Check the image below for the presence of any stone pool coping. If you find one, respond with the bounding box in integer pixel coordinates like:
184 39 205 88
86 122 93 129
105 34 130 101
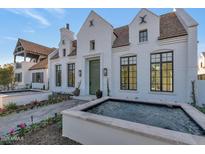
0 89 50 98
62 97 205 145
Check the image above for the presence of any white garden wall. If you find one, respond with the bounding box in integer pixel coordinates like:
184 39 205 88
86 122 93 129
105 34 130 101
197 80 205 105
0 91 51 108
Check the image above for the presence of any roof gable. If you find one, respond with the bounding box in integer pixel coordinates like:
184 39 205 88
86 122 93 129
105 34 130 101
77 10 113 36
29 58 48 70
14 38 55 56
130 8 159 26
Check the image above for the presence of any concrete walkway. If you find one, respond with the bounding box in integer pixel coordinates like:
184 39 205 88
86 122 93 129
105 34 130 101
0 99 87 136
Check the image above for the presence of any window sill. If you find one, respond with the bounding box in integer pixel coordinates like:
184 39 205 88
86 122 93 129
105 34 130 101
137 41 149 45
148 91 176 96
119 89 138 94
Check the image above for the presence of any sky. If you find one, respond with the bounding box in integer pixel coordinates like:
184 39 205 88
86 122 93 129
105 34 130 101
0 8 205 65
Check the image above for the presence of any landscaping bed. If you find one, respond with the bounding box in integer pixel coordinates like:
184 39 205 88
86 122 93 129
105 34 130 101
0 93 71 117
0 114 80 145
15 121 80 145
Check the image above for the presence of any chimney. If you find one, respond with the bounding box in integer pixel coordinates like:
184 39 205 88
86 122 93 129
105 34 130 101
66 23 70 30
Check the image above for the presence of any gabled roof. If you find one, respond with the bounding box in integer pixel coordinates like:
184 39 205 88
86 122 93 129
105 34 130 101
29 58 48 70
112 25 129 48
158 12 188 40
50 40 77 59
112 12 188 48
68 40 77 56
77 10 113 36
50 50 59 60
14 38 55 56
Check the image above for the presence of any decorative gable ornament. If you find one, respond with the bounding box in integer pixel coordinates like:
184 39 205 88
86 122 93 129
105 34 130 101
140 15 147 24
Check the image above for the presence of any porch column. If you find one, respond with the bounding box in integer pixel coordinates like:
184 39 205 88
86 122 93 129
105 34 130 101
14 55 16 63
24 52 27 61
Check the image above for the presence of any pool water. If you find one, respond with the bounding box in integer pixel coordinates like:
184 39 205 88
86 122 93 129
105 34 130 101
85 100 205 136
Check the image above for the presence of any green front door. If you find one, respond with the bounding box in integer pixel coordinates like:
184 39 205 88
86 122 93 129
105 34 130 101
89 59 100 95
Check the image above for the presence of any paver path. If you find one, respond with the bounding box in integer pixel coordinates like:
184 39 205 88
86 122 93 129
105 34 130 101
0 99 87 136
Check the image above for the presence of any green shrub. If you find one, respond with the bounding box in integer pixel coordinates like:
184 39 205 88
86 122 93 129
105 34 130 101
4 103 17 111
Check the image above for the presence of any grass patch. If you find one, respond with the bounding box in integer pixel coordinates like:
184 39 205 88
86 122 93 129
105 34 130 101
4 103 17 111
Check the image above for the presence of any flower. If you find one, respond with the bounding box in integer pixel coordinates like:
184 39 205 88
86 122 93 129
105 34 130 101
0 108 6 113
9 128 15 135
17 123 26 129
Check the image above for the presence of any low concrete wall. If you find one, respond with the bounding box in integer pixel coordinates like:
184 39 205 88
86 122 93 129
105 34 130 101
197 80 205 105
0 91 51 108
63 114 171 145
62 97 205 145
32 83 47 90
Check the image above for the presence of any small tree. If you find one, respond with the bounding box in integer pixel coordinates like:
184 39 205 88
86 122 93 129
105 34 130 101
0 64 15 90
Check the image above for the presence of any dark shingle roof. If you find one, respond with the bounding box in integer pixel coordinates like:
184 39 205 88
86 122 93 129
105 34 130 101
15 39 55 56
112 25 129 48
50 50 59 60
68 49 77 56
68 40 77 56
51 40 77 59
158 12 187 40
29 58 48 70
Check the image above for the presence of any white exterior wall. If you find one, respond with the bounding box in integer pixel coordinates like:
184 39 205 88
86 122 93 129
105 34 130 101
48 26 76 93
29 69 48 89
49 56 76 93
48 9 200 104
112 37 188 103
76 11 113 96
14 61 36 88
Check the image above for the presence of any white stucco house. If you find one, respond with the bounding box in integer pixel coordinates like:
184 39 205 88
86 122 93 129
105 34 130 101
14 38 55 89
48 8 200 104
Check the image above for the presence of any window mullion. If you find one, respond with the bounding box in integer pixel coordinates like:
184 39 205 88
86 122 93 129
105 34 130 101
128 57 130 90
160 54 162 92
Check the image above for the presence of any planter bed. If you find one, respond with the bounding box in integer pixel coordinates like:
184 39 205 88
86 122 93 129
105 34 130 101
0 93 72 117
0 114 80 145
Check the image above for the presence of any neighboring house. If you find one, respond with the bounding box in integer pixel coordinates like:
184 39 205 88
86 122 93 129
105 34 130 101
48 8 198 104
14 38 55 89
198 52 205 80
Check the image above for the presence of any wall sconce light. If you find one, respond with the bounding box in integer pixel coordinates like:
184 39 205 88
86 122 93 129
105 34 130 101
78 70 82 77
103 68 108 76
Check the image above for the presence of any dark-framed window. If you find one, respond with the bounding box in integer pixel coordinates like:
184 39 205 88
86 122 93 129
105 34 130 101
139 29 148 42
62 40 65 45
68 63 75 87
55 65 62 87
15 73 22 82
150 51 173 92
198 74 205 80
90 40 95 50
120 56 137 90
63 49 66 57
32 72 44 83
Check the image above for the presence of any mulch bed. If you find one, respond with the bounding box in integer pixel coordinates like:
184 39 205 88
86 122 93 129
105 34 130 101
15 122 80 145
